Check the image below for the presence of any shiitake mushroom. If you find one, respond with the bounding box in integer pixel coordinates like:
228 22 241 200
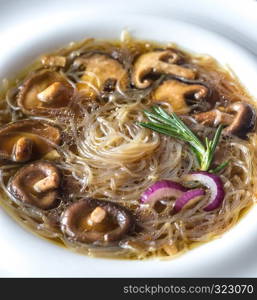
0 120 61 163
17 70 74 116
60 198 135 245
194 102 256 139
132 49 195 89
73 52 129 97
152 78 208 114
8 161 61 210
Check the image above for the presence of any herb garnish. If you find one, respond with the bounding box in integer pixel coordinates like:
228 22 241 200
139 106 228 172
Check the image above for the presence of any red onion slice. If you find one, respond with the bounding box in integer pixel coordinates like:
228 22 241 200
183 171 225 211
141 180 187 205
174 189 205 212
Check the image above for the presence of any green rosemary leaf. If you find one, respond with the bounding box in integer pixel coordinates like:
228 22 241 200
209 160 229 174
140 106 225 172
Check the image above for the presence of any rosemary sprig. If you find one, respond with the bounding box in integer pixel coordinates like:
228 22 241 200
209 160 229 174
139 106 227 172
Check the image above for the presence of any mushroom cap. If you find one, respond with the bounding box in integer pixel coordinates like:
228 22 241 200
0 119 61 162
152 79 208 114
61 198 134 244
17 70 74 115
132 50 195 89
74 53 128 97
8 161 61 210
41 55 66 68
224 102 256 139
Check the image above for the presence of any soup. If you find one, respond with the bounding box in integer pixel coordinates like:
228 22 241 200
0 35 256 259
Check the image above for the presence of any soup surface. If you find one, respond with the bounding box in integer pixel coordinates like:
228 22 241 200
0 35 256 259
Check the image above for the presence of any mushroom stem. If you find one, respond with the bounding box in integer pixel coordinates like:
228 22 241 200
12 137 33 162
43 150 61 160
41 55 66 67
194 109 234 126
87 206 107 225
33 173 59 193
37 82 66 103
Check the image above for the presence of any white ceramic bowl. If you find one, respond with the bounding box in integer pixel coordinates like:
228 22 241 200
1 0 257 277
